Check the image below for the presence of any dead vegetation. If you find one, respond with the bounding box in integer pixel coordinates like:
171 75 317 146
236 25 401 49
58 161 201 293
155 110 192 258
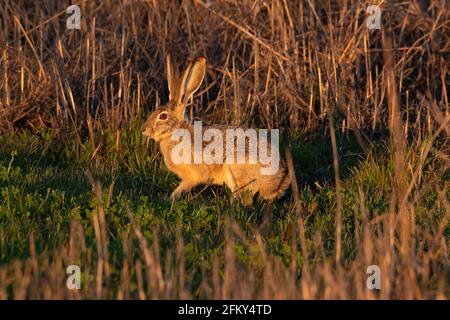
0 0 449 299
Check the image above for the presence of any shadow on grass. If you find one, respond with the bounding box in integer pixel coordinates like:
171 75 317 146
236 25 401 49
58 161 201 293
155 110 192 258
0 128 370 266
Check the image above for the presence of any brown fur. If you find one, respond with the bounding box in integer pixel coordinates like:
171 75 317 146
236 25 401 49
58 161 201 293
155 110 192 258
142 55 290 205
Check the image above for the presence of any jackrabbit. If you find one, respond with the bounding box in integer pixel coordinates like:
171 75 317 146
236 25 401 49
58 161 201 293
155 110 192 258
142 55 290 205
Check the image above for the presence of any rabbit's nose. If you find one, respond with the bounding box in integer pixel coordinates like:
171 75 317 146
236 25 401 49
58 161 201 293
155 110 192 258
141 124 146 133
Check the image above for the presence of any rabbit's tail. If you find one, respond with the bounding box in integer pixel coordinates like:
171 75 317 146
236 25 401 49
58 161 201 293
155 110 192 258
262 170 291 202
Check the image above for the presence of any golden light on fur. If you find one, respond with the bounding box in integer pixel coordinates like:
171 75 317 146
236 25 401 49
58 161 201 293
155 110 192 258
142 55 290 205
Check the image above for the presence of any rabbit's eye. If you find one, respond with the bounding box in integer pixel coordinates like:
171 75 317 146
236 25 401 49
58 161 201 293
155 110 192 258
158 112 168 121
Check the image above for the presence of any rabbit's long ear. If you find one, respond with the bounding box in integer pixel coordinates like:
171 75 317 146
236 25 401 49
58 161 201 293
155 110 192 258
174 57 206 119
166 54 179 102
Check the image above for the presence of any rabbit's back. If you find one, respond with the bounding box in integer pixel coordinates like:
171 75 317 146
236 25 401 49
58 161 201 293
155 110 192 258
159 123 289 202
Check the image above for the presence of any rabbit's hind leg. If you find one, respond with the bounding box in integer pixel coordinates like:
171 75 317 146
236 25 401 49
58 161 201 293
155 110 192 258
223 166 258 206
259 169 290 202
239 188 257 206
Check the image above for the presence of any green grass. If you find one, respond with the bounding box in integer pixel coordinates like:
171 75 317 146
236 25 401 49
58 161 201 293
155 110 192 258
0 126 447 297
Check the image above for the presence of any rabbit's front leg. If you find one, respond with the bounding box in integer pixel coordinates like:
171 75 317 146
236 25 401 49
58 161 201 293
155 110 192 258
170 180 197 201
